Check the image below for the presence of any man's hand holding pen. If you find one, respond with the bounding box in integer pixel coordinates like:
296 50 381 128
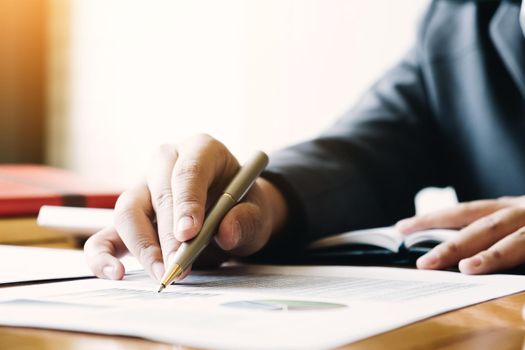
84 134 288 282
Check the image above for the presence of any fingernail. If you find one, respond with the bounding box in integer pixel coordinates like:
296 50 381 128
231 221 242 248
102 265 116 279
152 261 165 281
177 216 194 234
418 252 438 268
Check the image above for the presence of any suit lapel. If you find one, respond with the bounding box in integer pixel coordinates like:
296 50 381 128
489 2 525 97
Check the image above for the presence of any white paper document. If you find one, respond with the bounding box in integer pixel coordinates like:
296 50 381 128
0 245 141 284
0 265 524 349
37 206 114 237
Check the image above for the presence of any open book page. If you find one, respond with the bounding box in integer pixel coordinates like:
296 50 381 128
0 245 141 284
308 226 458 252
0 265 524 349
308 227 405 252
403 229 457 248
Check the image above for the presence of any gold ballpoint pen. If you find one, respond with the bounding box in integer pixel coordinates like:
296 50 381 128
158 151 269 293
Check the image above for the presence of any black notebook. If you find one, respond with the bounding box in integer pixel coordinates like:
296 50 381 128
306 226 457 265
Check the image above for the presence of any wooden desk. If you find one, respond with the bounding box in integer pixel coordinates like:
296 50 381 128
1 290 525 349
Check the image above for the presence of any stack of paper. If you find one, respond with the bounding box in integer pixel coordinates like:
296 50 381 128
1 263 525 349
0 245 140 284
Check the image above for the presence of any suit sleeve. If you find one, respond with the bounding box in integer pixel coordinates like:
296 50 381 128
260 45 447 247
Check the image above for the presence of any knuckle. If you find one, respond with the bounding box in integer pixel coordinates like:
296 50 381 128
153 191 173 210
484 249 503 262
155 143 177 159
207 138 227 154
185 133 215 150
478 215 502 233
173 201 203 224
159 232 178 246
172 191 201 211
114 205 139 229
136 239 160 263
174 159 203 180
191 134 227 156
440 241 461 257
192 133 214 143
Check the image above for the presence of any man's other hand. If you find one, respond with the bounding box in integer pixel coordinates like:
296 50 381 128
397 196 525 274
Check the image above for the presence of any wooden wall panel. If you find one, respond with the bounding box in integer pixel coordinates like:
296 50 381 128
0 0 47 163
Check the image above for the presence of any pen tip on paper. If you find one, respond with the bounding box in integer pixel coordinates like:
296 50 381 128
157 284 166 293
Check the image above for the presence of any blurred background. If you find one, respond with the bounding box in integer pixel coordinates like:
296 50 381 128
1 0 430 190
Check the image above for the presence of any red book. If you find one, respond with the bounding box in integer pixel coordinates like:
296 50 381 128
0 164 121 217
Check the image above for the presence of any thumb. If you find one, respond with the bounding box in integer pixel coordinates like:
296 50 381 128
84 226 127 280
214 188 271 256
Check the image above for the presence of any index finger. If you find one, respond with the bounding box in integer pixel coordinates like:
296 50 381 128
171 135 238 244
114 183 165 282
396 199 511 234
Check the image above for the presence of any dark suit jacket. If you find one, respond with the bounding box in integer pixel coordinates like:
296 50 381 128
261 0 525 245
